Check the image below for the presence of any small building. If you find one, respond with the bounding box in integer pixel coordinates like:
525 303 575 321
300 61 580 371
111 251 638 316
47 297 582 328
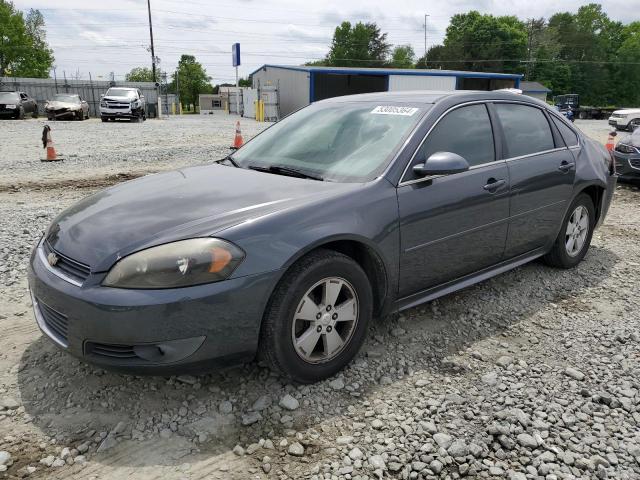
250 65 523 117
199 94 226 114
520 81 551 102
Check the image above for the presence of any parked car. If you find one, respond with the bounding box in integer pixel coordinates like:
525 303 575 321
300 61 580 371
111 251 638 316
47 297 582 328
45 93 89 121
613 127 640 180
0 91 38 119
100 87 146 122
28 91 616 383
608 108 640 131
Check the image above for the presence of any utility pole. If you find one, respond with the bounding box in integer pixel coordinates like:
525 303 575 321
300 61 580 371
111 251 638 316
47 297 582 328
525 19 534 80
147 0 157 83
424 14 430 59
175 69 180 114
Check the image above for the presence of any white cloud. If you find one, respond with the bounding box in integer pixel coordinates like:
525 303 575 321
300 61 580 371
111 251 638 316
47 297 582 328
11 0 640 82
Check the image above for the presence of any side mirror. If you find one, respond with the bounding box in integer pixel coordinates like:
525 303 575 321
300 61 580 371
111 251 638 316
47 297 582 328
413 151 470 177
100 94 105 98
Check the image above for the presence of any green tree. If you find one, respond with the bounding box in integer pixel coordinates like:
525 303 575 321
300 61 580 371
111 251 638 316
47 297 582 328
238 77 252 87
170 55 213 107
0 2 53 77
324 21 391 67
125 67 156 82
427 11 527 74
615 22 640 106
389 45 415 68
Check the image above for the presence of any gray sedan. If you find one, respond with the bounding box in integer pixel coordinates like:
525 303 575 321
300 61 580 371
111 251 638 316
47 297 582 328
28 91 616 383
613 128 640 180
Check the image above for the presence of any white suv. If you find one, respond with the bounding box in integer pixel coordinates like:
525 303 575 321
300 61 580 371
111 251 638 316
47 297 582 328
608 109 640 131
100 87 146 122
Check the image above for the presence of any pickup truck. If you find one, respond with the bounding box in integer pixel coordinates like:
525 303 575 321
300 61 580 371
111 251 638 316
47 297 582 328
100 87 146 122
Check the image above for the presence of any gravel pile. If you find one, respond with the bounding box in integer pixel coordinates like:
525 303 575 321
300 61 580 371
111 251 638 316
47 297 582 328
0 118 637 479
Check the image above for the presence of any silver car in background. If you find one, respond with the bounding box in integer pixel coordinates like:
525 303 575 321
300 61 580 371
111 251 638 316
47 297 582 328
45 94 89 121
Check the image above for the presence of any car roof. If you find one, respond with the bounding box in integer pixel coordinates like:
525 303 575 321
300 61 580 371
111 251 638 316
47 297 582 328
320 90 549 108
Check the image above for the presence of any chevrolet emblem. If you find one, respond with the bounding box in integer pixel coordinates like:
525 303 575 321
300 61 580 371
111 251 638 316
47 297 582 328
47 252 59 267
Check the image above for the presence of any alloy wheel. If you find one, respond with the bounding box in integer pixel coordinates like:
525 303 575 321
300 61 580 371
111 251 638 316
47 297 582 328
291 277 359 364
565 205 589 257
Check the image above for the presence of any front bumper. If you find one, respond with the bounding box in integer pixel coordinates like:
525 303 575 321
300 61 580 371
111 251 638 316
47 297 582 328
28 244 278 374
608 117 628 129
100 106 142 119
613 152 640 179
46 109 78 119
0 108 19 118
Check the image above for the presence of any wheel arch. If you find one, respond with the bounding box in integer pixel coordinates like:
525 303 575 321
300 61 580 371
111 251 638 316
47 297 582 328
273 235 391 319
576 183 605 225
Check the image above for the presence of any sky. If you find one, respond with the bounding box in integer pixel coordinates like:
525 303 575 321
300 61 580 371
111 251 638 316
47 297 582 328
12 0 639 84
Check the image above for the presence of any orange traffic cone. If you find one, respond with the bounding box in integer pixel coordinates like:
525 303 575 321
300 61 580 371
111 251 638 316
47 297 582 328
232 121 243 149
605 131 617 152
40 125 64 162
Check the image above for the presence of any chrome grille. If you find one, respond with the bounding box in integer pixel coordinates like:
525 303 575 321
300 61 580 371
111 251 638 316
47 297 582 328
43 240 91 284
630 159 640 169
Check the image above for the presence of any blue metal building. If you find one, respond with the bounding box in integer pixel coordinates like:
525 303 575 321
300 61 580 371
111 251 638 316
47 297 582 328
250 64 523 116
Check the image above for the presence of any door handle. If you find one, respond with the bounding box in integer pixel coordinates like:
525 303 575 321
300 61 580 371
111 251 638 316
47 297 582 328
483 178 506 192
558 161 575 172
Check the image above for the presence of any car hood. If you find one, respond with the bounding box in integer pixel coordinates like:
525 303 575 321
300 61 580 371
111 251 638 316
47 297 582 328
46 101 80 110
46 164 353 271
619 130 640 147
613 109 640 115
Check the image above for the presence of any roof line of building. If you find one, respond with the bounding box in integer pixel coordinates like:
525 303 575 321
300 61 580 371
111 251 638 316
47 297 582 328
249 64 523 80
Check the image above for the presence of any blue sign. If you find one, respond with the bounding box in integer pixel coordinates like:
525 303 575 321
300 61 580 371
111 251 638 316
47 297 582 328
232 43 240 67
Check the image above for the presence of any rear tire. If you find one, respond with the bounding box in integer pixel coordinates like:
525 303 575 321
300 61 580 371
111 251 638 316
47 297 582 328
259 250 373 383
543 193 595 269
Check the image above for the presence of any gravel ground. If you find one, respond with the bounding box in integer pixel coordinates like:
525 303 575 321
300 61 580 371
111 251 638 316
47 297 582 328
0 114 268 189
0 117 639 480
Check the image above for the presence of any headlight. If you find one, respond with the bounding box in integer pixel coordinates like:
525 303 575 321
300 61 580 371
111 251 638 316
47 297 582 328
100 101 107 107
103 238 244 289
5 104 16 109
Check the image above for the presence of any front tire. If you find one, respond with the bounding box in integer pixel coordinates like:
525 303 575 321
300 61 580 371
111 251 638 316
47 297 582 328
259 250 373 383
543 193 595 269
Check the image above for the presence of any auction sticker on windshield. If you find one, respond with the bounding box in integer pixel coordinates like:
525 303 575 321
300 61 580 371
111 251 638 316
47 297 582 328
371 106 419 116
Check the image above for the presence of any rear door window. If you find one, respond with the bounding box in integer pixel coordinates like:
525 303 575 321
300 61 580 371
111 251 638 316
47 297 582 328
550 116 579 147
407 104 494 180
495 103 555 158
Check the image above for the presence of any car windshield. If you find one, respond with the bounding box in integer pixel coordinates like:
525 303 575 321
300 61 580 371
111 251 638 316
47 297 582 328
0 92 19 103
106 88 136 98
53 94 80 103
231 102 427 182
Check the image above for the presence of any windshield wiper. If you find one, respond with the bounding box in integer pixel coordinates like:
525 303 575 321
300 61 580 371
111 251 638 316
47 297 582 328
248 164 324 181
217 155 241 168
